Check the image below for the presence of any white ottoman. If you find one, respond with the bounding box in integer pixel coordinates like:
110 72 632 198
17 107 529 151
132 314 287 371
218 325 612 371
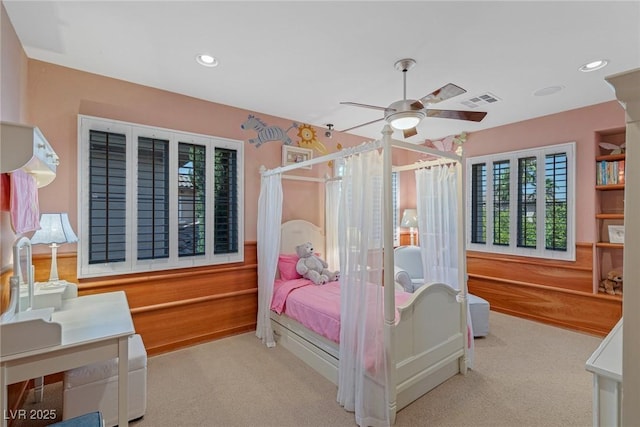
468 294 490 337
63 334 147 427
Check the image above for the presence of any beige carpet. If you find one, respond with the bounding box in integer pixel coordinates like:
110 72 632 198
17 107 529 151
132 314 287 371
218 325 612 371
15 311 602 427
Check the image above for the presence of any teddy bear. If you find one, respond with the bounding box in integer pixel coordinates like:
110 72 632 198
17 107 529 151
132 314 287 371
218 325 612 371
295 242 339 285
599 269 623 296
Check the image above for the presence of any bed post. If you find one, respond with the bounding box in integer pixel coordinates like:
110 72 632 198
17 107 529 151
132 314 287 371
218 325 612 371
456 158 469 374
381 124 397 424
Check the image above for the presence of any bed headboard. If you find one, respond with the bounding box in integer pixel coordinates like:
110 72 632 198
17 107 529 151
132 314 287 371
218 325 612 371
280 220 325 256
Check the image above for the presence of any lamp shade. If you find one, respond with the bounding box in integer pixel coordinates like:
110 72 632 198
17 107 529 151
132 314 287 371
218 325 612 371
400 209 418 228
30 213 78 245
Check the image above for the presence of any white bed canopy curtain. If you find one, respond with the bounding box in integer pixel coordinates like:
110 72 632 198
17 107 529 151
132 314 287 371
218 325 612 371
336 147 390 427
325 178 341 271
255 172 283 347
415 164 474 366
415 165 458 283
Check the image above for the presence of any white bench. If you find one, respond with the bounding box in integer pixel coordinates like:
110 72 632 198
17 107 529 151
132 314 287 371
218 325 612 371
63 334 147 427
469 294 490 337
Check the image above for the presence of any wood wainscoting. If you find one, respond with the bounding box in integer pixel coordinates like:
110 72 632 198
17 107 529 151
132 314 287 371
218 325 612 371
27 243 258 356
468 243 622 336
398 231 418 247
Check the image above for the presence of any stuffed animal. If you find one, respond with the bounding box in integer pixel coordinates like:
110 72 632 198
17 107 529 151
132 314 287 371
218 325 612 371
599 269 623 296
295 242 339 285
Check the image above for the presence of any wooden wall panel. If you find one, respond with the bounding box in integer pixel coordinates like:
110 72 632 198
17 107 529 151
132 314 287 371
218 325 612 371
398 231 419 247
469 276 621 336
25 243 259 356
132 292 257 354
1 269 11 317
467 243 593 293
468 243 621 336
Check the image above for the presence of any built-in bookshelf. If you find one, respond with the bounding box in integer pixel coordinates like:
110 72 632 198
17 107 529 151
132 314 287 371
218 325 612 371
596 153 625 186
594 129 625 298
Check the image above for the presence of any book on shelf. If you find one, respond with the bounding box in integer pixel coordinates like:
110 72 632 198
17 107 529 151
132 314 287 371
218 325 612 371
618 159 625 184
596 159 625 185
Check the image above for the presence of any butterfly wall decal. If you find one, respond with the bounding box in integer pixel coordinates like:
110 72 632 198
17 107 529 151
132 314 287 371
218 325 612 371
425 132 467 153
599 142 626 155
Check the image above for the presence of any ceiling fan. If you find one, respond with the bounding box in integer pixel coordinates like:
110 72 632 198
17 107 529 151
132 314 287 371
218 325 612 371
339 58 487 138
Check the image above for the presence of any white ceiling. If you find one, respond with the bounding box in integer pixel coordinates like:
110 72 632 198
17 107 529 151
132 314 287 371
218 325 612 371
4 1 640 142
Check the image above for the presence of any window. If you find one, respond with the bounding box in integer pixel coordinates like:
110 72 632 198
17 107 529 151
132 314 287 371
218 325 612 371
333 158 399 247
79 116 244 278
467 142 575 261
178 143 206 257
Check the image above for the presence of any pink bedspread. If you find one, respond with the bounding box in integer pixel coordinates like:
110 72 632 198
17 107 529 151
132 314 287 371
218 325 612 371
271 278 411 344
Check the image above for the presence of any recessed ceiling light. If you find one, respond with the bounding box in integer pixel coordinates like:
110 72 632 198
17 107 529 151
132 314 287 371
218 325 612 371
533 85 565 96
579 59 609 72
196 54 218 67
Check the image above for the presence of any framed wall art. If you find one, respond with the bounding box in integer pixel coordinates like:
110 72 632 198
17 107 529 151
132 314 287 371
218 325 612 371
282 145 313 169
608 225 625 244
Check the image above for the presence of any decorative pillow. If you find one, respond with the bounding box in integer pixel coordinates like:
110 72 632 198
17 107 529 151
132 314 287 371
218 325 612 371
278 254 302 280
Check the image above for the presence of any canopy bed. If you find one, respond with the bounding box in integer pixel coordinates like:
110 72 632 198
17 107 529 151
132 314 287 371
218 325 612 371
256 125 471 426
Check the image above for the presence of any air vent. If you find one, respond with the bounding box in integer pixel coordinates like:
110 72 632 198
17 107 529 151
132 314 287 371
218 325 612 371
460 93 501 109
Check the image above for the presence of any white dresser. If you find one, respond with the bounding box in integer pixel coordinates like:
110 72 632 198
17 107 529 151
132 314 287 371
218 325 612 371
585 318 622 427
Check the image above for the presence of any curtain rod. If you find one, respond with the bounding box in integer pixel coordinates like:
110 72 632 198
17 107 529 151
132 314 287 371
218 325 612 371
388 138 462 162
281 174 325 183
260 124 461 177
257 167 343 183
392 158 458 173
260 139 383 177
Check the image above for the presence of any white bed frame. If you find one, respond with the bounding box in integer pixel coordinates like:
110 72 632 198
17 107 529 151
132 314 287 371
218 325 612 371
262 125 468 423
271 260 465 410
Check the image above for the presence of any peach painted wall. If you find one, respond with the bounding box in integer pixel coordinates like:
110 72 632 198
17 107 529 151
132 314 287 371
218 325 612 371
464 101 625 243
0 2 29 269
25 60 370 256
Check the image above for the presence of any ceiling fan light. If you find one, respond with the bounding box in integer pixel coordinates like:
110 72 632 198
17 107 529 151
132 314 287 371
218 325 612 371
389 112 422 130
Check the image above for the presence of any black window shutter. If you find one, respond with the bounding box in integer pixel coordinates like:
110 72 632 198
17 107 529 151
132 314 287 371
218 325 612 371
88 130 127 264
213 148 238 254
470 163 487 244
137 137 170 260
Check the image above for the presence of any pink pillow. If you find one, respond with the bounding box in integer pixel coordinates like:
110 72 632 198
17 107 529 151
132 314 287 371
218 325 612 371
278 254 302 280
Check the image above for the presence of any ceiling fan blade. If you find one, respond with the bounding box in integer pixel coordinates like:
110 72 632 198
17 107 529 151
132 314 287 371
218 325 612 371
425 109 487 122
420 83 467 105
403 127 418 138
339 117 385 133
340 101 389 111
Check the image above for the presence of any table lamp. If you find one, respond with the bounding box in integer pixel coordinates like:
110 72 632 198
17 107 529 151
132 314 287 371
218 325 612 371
401 208 418 246
30 213 78 283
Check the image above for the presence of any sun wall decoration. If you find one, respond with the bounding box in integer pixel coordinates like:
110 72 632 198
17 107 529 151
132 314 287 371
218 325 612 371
296 124 327 155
